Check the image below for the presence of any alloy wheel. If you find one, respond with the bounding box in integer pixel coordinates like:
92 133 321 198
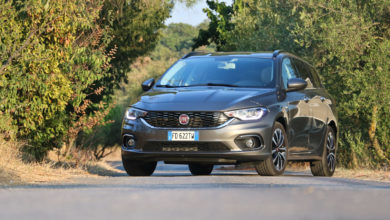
326 131 336 172
272 128 287 171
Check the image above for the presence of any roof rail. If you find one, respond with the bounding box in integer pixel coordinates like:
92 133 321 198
272 50 283 58
181 51 208 59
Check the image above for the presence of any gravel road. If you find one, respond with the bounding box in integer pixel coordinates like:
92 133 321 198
1 161 390 220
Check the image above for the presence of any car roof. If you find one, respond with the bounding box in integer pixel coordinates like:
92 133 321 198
182 51 277 59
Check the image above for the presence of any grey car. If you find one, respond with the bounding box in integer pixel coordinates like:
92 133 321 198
121 50 338 176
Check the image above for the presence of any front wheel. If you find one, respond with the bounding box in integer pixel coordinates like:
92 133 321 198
255 122 288 176
310 126 336 177
188 163 213 175
122 157 157 176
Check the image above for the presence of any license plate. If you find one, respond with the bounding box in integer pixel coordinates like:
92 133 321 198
168 131 199 141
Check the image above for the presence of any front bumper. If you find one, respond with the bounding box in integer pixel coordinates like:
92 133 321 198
121 118 273 164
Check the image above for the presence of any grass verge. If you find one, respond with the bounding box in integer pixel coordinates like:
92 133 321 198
0 138 123 186
221 162 390 183
2 138 390 185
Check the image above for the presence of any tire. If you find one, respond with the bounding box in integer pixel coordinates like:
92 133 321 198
122 157 157 176
188 163 213 175
255 122 288 176
310 125 336 177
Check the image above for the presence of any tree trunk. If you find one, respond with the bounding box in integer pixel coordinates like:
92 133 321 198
351 148 359 168
368 105 389 164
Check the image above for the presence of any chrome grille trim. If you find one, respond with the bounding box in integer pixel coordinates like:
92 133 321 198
141 118 234 130
142 111 232 129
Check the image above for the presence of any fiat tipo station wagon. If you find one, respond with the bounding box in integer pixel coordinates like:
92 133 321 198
121 50 338 177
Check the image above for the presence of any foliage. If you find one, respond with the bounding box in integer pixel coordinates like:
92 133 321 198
95 0 172 101
195 0 390 168
0 0 111 160
0 0 173 161
79 22 210 156
175 0 201 7
192 0 235 50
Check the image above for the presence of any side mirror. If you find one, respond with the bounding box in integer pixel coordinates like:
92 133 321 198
141 78 155 91
287 78 307 92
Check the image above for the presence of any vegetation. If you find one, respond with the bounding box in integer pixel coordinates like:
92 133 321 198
194 0 390 169
0 0 172 162
82 22 212 156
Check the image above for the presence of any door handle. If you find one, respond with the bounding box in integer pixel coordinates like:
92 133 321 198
320 96 326 102
303 97 310 103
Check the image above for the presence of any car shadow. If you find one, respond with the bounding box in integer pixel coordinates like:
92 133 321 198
104 160 314 177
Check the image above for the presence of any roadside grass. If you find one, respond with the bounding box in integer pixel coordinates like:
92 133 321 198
287 162 390 183
2 139 390 185
286 162 390 182
0 138 124 186
0 56 172 186
334 168 390 183
221 162 390 183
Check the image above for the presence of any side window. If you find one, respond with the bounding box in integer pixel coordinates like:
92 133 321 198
308 66 323 88
291 58 314 89
281 57 297 89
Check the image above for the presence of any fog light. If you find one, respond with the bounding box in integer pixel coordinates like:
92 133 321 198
123 134 136 149
127 138 135 147
245 138 255 148
234 135 263 150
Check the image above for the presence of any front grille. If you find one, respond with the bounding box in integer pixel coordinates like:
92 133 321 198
143 142 230 152
143 111 229 128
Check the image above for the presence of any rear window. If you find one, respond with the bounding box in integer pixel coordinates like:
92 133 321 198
158 57 274 88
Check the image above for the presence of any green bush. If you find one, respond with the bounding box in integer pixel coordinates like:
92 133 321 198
0 0 172 161
194 0 390 168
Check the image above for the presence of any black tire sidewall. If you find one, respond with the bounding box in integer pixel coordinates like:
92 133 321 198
188 163 213 175
122 157 157 176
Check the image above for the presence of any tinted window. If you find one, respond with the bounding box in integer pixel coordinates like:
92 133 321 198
158 57 274 88
291 58 316 88
308 66 323 88
281 57 297 89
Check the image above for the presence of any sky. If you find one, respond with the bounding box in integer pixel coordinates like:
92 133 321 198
165 0 233 26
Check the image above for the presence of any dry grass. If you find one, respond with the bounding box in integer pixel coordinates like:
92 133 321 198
0 138 123 186
334 168 390 183
0 139 84 185
288 162 390 183
224 162 390 183
2 137 390 185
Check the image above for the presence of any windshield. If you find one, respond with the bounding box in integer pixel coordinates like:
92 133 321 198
157 57 274 88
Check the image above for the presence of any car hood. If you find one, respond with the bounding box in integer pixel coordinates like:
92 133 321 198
132 87 276 111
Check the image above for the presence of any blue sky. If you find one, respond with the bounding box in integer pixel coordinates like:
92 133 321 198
166 0 233 26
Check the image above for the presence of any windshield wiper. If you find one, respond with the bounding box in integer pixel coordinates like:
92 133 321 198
187 83 239 87
157 83 239 88
155 84 177 88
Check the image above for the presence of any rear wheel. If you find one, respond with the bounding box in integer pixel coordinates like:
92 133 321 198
310 126 336 177
188 163 213 175
255 122 288 176
122 157 157 176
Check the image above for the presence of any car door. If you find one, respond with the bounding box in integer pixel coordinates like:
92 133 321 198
281 57 311 154
292 59 328 153
306 65 328 153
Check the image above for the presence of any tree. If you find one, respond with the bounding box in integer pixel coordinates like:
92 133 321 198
0 0 174 161
194 0 390 168
0 0 113 160
192 0 235 51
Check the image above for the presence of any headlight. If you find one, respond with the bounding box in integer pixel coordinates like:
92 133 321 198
125 107 147 120
224 107 268 121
